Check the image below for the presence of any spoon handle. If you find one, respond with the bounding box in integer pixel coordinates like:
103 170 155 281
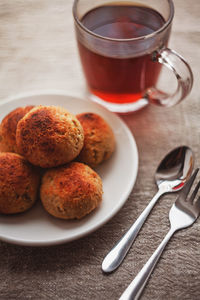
102 189 164 273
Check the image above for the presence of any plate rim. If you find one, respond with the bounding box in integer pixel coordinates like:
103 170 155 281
0 91 139 246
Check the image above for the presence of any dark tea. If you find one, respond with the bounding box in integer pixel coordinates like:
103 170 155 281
77 4 167 104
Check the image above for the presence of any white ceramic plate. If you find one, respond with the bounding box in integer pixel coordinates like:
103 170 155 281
0 92 138 246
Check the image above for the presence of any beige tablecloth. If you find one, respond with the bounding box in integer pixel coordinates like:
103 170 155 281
0 1 200 299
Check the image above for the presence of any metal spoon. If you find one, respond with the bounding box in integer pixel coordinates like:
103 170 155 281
102 146 194 273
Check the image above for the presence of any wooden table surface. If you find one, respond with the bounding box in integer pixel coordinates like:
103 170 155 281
0 1 199 299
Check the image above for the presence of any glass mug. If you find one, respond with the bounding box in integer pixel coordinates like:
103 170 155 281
73 0 193 113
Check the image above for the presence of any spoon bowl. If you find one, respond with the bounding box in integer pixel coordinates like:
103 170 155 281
102 146 194 273
155 146 194 191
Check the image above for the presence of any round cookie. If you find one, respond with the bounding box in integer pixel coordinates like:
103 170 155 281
0 106 34 153
76 113 115 167
16 105 84 168
40 162 103 219
0 152 40 214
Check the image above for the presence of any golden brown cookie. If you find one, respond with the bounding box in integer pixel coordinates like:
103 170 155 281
16 105 84 168
40 162 103 219
0 106 34 153
76 113 115 167
0 152 40 214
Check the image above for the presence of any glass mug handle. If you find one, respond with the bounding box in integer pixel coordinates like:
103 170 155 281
146 48 193 107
